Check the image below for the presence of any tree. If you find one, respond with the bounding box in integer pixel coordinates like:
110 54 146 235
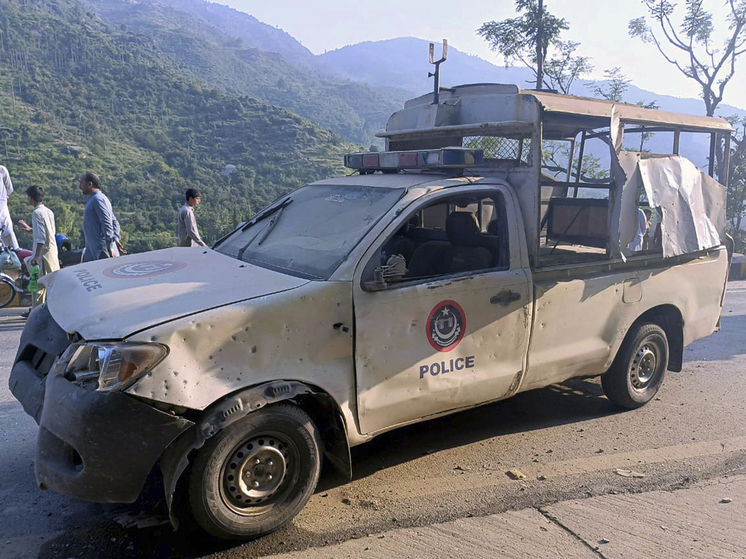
543 40 593 94
478 0 591 93
630 1 746 248
725 117 746 236
629 0 746 118
588 67 631 103
587 67 660 152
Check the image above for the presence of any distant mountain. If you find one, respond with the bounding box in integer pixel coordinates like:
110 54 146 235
318 37 537 95
620 85 745 120
82 0 410 145
96 0 319 67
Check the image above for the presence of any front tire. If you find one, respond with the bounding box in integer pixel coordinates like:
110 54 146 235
187 403 321 540
602 323 668 409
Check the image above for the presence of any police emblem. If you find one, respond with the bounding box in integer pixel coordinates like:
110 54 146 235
426 300 466 352
102 260 187 279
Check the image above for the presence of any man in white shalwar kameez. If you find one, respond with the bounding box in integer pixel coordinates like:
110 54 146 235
0 165 19 249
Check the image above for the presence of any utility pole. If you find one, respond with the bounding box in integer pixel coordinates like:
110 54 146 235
536 0 544 90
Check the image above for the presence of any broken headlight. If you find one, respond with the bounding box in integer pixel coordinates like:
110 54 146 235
64 342 169 392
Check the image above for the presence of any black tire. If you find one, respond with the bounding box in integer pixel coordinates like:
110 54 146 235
602 323 669 409
187 403 321 540
0 277 17 309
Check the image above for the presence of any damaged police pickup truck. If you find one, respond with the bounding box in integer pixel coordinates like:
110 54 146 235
9 83 732 540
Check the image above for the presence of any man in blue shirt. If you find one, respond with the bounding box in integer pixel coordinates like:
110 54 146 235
79 172 124 262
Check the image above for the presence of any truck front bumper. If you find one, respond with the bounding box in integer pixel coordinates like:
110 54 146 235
9 306 194 503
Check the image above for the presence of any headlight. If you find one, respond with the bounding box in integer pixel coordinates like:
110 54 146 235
65 342 169 392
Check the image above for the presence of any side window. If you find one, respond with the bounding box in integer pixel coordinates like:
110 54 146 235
362 191 509 289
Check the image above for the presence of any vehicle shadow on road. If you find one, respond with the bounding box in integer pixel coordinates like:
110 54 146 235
328 375 613 487
36 522 238 559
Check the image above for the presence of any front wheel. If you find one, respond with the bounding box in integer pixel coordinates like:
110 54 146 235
602 323 669 409
0 277 17 309
187 403 321 540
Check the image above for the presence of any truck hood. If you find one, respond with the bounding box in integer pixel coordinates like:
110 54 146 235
43 247 309 340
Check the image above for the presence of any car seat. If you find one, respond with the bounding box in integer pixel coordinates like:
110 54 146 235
407 212 493 278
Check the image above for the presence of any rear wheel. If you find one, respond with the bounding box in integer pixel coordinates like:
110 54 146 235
188 403 321 540
0 277 17 309
602 323 668 409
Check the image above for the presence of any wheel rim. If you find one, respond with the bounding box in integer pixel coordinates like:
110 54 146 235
629 342 658 390
220 433 297 515
0 280 15 308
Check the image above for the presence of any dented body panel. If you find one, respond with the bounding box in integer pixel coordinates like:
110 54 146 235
125 279 357 425
523 247 729 391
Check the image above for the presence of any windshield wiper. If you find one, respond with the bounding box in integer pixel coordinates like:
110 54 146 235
256 201 288 246
237 198 292 259
240 197 292 231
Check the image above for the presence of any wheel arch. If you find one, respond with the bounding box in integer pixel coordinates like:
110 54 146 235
626 304 684 372
159 380 351 528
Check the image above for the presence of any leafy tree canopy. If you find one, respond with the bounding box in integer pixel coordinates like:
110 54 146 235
629 0 746 118
478 0 591 93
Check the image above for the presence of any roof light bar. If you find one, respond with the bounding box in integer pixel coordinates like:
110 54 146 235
344 147 483 172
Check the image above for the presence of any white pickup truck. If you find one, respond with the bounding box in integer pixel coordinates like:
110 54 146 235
9 83 732 540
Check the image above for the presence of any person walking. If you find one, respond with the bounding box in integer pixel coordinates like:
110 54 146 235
177 188 208 248
79 172 123 262
20 185 59 315
0 164 19 249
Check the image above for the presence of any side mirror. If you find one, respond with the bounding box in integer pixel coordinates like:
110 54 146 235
361 267 388 292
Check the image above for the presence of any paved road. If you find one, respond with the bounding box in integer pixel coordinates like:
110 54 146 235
1 283 746 559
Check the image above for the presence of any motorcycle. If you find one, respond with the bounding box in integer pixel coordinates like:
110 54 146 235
0 228 82 309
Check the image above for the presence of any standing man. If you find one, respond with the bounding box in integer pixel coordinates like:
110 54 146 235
177 188 208 248
22 185 59 312
628 207 650 252
79 172 123 262
0 164 19 249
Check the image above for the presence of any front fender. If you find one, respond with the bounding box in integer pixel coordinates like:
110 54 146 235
159 380 351 527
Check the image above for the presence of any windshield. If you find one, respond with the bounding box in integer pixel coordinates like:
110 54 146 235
216 184 403 279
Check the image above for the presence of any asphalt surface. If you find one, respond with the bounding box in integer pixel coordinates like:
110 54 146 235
1 282 746 558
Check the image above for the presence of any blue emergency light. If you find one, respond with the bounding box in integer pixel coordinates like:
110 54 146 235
344 148 483 172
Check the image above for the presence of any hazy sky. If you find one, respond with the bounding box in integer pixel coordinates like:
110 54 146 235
219 0 746 112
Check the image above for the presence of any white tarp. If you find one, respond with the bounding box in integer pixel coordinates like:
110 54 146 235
611 153 725 258
637 156 725 257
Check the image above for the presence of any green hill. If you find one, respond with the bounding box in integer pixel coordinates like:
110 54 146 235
81 0 409 147
0 0 359 253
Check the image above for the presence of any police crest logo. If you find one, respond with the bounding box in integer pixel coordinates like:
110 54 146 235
102 261 187 279
426 300 466 352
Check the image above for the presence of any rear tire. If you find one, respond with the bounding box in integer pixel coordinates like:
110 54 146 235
602 323 668 409
0 278 17 309
187 403 321 540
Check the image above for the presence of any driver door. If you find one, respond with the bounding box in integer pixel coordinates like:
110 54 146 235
353 186 532 434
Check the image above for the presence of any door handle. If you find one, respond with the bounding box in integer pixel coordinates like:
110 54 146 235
490 290 521 306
